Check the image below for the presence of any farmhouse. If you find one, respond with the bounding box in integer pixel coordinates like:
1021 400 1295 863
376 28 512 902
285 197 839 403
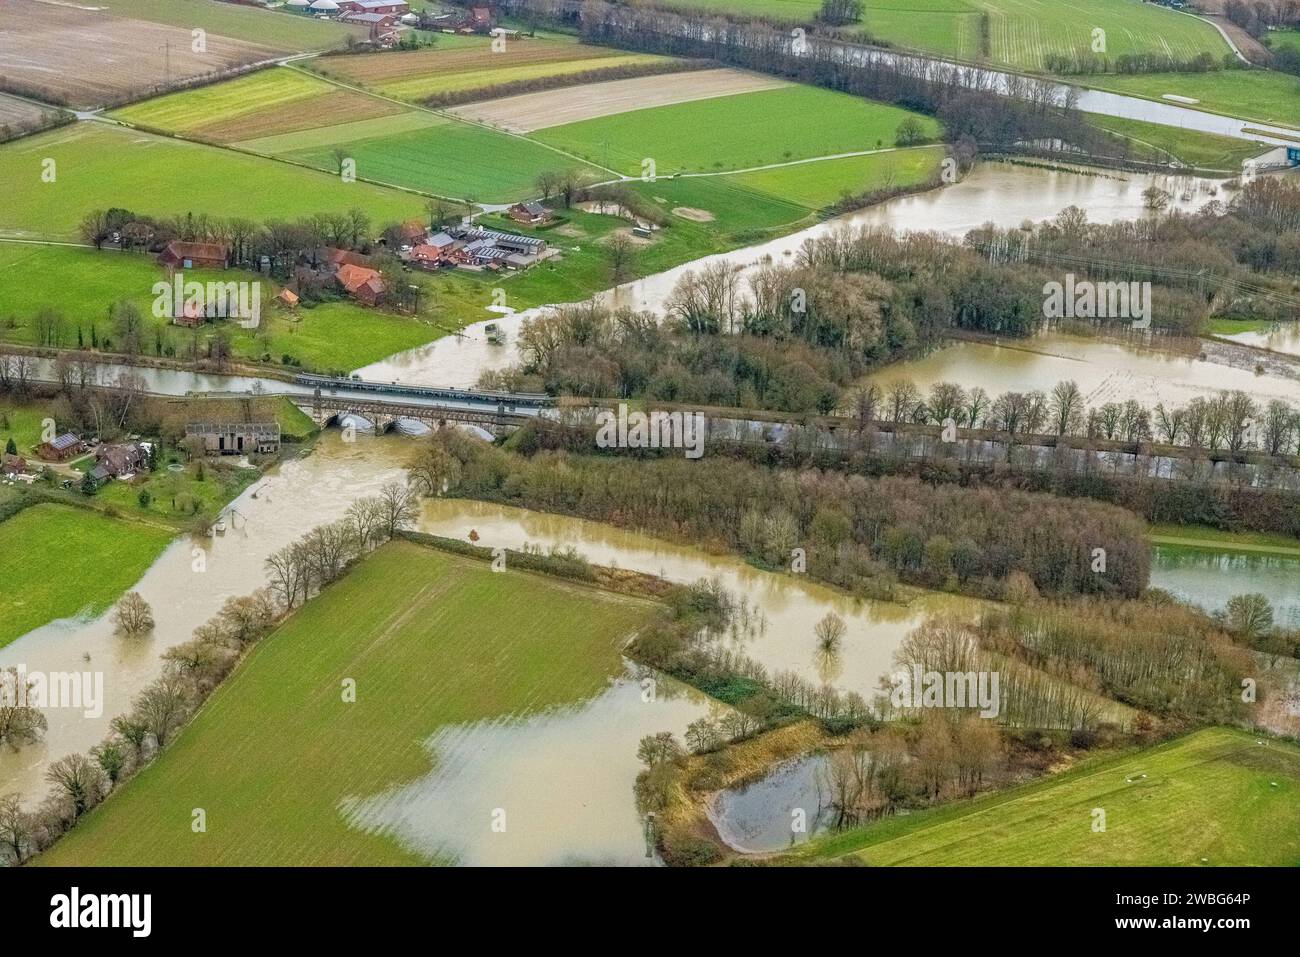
322 247 371 269
159 240 227 270
90 441 149 484
508 201 553 226
37 432 82 462
336 263 386 305
2 452 28 476
185 422 281 456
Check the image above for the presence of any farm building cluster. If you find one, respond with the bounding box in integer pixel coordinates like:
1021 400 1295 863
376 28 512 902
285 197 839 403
283 0 503 37
6 431 153 489
405 222 551 272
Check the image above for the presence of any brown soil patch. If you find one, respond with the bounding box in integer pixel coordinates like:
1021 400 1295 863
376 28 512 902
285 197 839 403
671 206 714 222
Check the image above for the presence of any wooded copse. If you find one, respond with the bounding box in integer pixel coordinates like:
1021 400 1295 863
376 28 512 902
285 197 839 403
416 429 1151 599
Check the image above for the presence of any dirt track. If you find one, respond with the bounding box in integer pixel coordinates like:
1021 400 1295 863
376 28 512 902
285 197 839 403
446 68 789 133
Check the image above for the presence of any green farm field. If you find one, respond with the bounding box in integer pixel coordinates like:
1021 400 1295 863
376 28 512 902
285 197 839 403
531 86 943 175
790 727 1300 866
0 503 175 649
653 0 1230 70
0 244 442 375
312 34 672 102
95 0 359 51
0 124 427 241
110 69 408 145
273 114 604 203
1086 69 1300 130
38 540 659 866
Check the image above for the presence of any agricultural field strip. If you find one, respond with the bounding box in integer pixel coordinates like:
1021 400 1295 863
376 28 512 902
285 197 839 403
445 68 792 133
278 63 627 181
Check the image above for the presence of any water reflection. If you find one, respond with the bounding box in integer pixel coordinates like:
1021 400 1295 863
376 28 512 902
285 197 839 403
341 665 722 866
419 499 982 700
707 753 833 853
1151 545 1300 628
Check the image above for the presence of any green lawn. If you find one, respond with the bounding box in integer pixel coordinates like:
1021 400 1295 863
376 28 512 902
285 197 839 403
1087 114 1270 172
0 244 441 374
791 727 1300 865
0 503 175 648
0 124 427 242
98 0 359 51
1271 29 1300 52
729 145 945 208
1147 523 1300 559
38 540 658 866
1086 70 1300 131
0 403 57 457
531 86 942 176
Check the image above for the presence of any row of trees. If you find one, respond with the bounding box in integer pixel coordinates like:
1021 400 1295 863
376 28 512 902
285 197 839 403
854 378 1300 458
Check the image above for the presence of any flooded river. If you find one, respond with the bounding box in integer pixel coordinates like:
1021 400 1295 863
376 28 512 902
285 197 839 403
0 432 407 804
418 498 982 699
867 333 1300 409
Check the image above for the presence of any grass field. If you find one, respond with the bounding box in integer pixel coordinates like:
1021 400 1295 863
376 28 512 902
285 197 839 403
729 145 945 208
0 244 442 374
0 503 175 649
1086 114 1270 171
1086 69 1300 130
273 114 602 202
110 69 406 145
37 540 659 865
531 86 942 175
0 124 427 241
1271 29 1300 51
791 728 1300 865
654 0 1230 70
312 34 672 102
1147 523 1300 559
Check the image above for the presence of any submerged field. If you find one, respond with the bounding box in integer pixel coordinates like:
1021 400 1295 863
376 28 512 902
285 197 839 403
1087 114 1271 171
792 728 1300 865
531 86 942 175
0 504 175 649
0 124 426 241
38 540 661 865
